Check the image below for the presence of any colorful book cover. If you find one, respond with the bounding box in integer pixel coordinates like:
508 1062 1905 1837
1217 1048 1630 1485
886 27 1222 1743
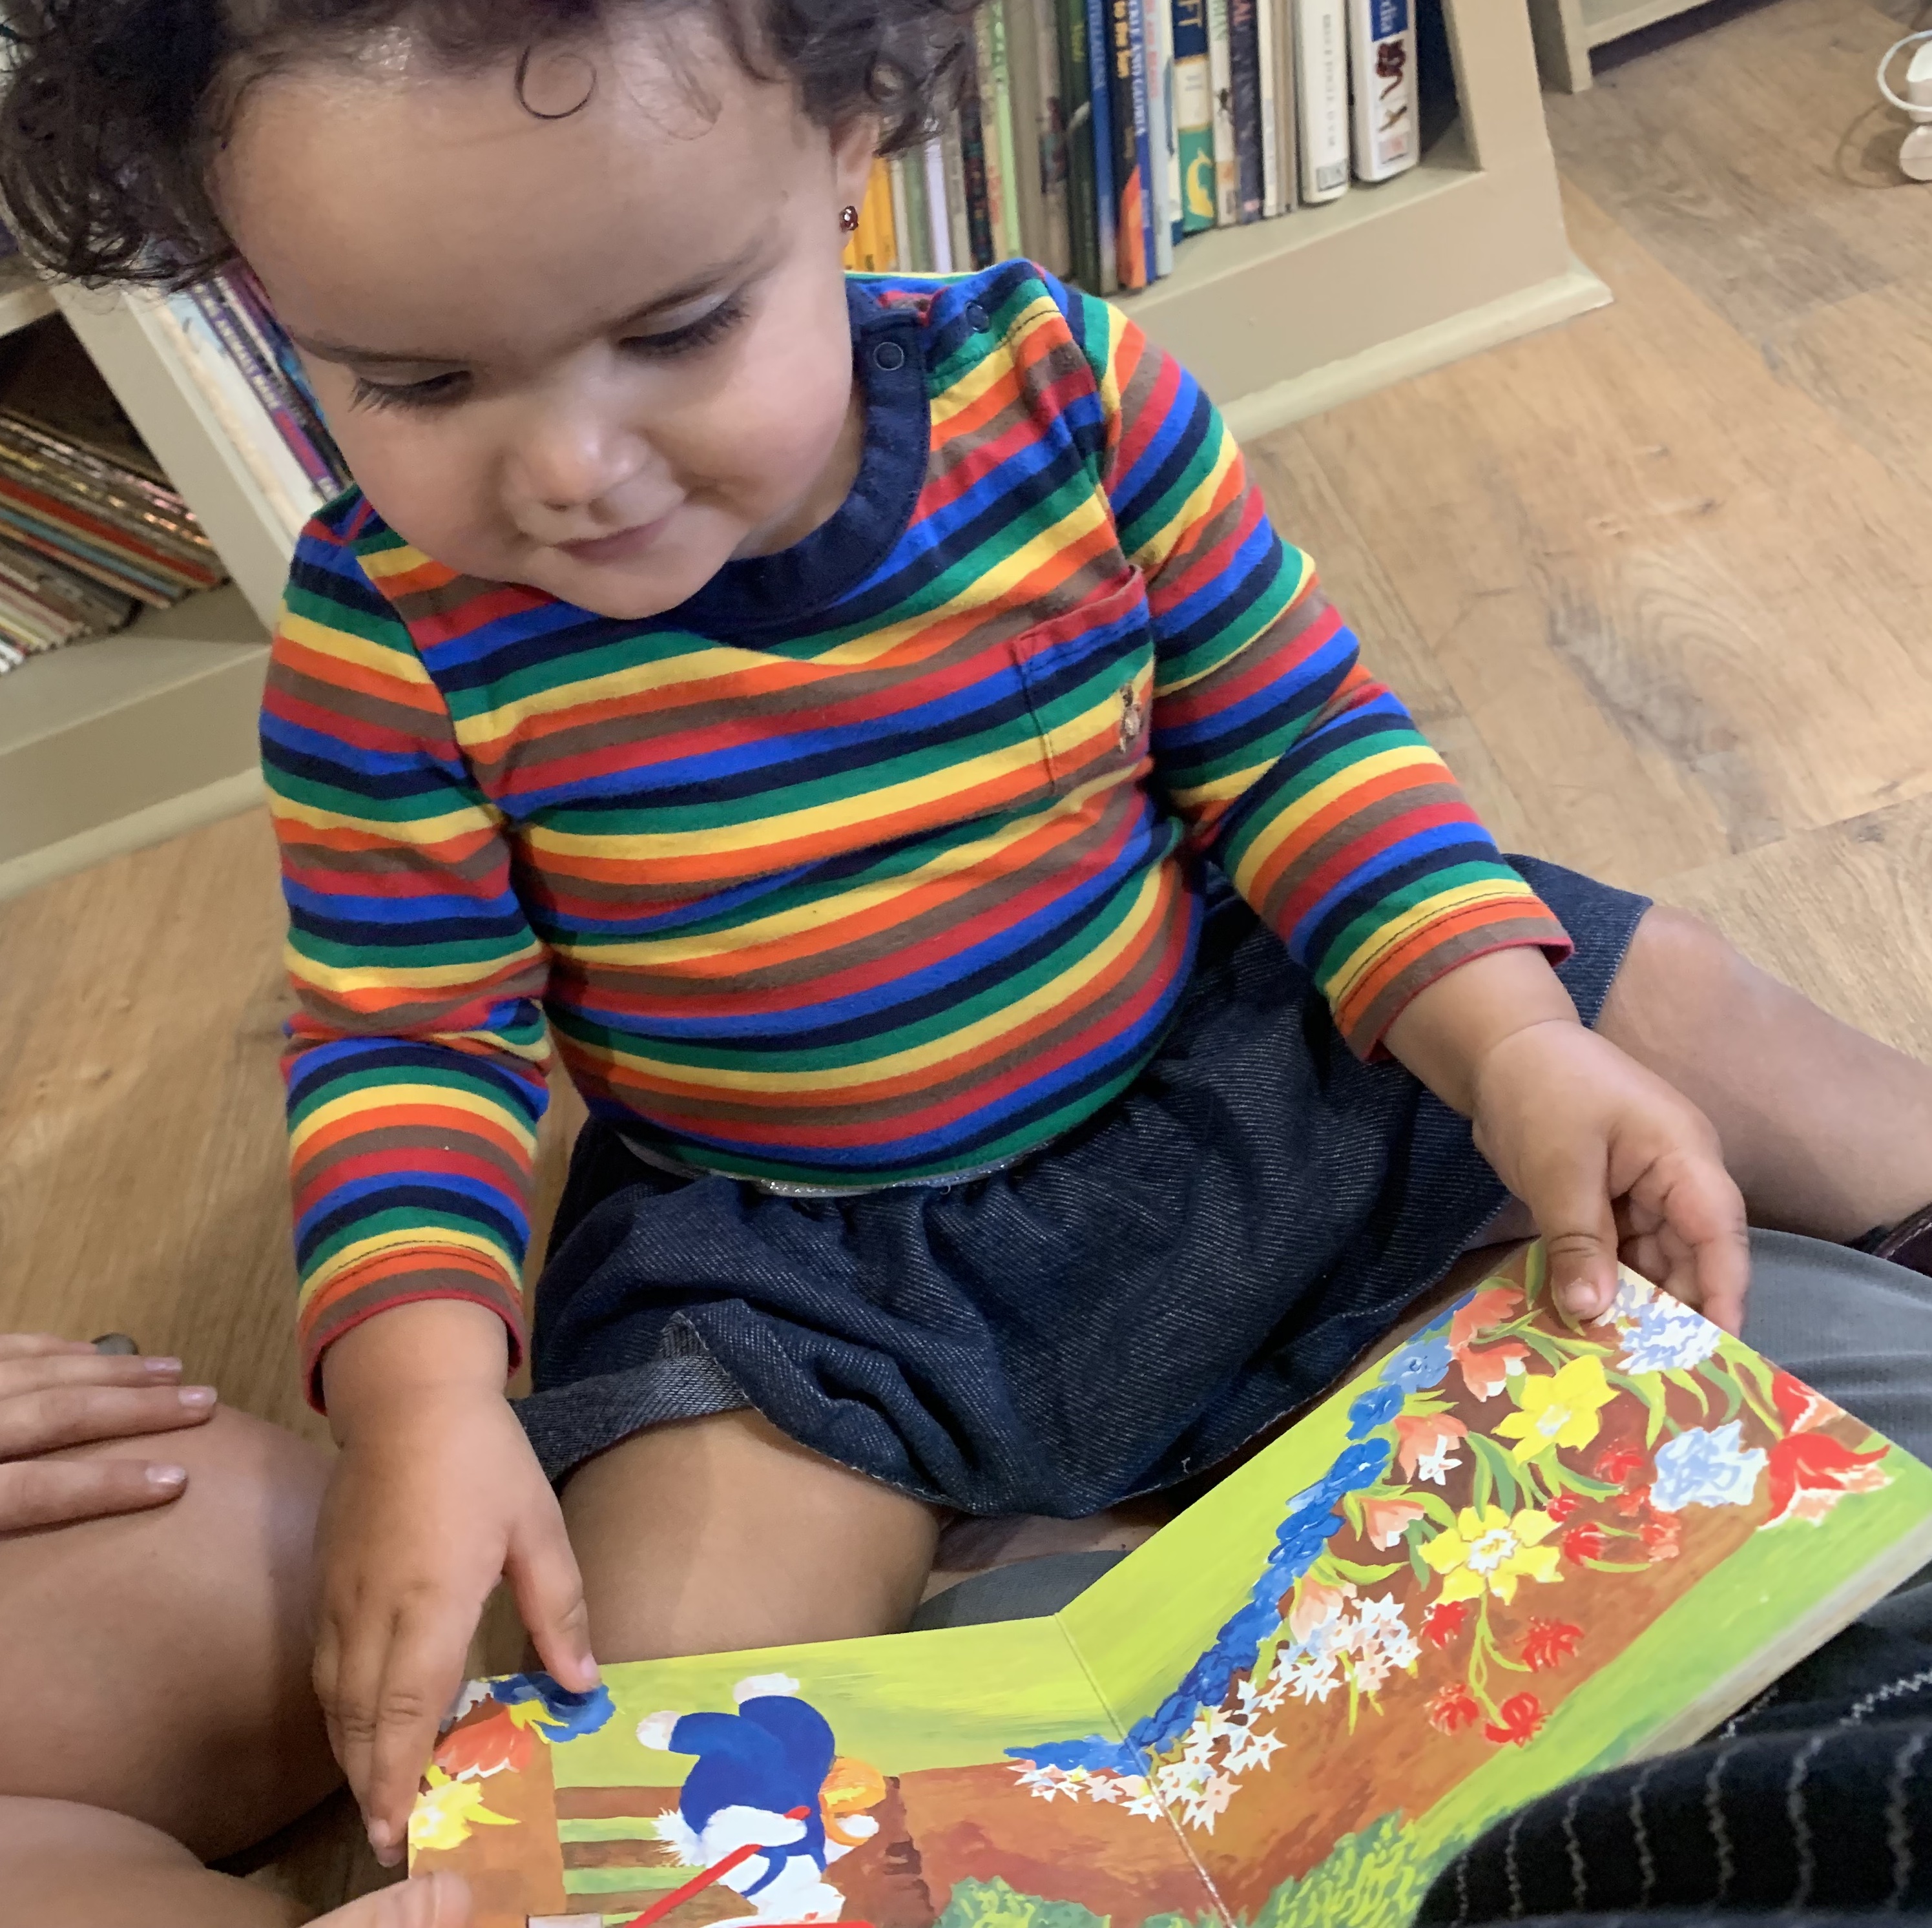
1107 0 1148 289
1345 0 1417 182
1205 0 1239 225
411 1243 1932 1928
1293 0 1349 203
1170 0 1216 233
1083 0 1120 291
1058 0 1104 289
1126 0 1158 278
1227 0 1263 222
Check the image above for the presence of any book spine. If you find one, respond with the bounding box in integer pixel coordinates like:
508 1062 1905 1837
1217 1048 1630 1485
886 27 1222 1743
973 14 1010 261
1272 0 1300 213
923 138 955 275
1032 0 1074 278
1206 0 1238 226
1125 0 1158 279
1156 0 1184 250
1294 0 1350 203
1004 0 1047 265
1058 0 1103 289
1256 0 1282 214
1170 0 1216 233
988 1 1027 258
225 272 352 491
958 64 998 269
192 285 338 494
871 155 898 268
1347 0 1417 181
940 116 973 273
1229 0 1263 222
1084 0 1120 291
887 152 914 271
1107 0 1148 287
1143 0 1176 273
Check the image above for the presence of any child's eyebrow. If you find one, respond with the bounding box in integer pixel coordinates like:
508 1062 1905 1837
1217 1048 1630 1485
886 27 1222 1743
285 245 765 369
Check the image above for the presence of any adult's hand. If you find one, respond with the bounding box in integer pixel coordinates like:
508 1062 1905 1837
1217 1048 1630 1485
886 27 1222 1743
0 1332 218 1532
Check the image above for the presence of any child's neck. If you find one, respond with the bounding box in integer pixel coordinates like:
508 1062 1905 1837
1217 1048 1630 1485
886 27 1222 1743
732 377 868 561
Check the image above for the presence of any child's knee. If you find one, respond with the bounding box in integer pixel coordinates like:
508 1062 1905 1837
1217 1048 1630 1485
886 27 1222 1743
561 1412 940 1664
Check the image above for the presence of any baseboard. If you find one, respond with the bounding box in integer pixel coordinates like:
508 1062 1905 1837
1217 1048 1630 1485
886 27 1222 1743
0 764 265 905
1220 256 1614 443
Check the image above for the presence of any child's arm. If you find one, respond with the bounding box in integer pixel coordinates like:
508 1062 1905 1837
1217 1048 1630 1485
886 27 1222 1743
266 513 594 1860
1047 279 1745 1327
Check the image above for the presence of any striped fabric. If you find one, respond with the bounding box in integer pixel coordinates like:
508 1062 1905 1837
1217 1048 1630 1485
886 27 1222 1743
265 262 1568 1390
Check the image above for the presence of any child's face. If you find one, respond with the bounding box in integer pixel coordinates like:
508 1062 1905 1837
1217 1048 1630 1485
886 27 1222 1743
216 21 877 618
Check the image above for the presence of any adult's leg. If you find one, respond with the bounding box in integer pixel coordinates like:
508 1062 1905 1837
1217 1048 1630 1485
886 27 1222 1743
562 1407 941 1661
0 1799 468 1928
1595 905 1932 1243
0 1405 338 1862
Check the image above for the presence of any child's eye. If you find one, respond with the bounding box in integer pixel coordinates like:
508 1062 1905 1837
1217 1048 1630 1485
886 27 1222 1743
349 371 471 414
621 293 747 360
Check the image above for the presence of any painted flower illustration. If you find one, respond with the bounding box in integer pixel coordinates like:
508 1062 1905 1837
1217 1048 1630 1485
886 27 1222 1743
1765 1431 1890 1526
1395 1413 1468 1481
1640 1513 1682 1561
1380 1325 1454 1392
1617 1296 1724 1375
1420 1600 1470 1648
1419 1504 1563 1603
1485 1694 1546 1747
1520 1619 1583 1672
409 1766 517 1854
1362 1496 1426 1549
1772 1370 1843 1436
1493 1354 1617 1462
1650 1421 1768 1512
1546 1493 1581 1522
1287 1577 1354 1643
1560 1521 1610 1563
1427 1682 1480 1734
1595 1444 1646 1485
1449 1287 1531 1400
1347 1383 1405 1438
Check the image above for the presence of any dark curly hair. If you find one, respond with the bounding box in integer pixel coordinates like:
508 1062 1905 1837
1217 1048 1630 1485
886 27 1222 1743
0 0 976 287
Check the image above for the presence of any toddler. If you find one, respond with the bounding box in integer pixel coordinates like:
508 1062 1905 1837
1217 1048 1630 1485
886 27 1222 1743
9 0 1932 1872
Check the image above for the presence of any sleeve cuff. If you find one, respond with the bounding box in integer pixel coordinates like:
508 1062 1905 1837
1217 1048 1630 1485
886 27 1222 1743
300 1253 528 1412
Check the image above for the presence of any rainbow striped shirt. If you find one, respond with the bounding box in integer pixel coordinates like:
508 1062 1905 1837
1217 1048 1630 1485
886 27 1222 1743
266 264 1568 1388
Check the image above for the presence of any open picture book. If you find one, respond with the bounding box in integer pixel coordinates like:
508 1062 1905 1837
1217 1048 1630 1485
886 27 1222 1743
410 1242 1932 1928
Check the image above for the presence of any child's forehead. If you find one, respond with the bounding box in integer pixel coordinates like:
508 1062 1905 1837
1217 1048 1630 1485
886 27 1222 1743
216 23 814 336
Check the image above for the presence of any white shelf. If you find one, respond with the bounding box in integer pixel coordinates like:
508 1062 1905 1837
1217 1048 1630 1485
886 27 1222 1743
0 259 55 343
1531 0 1716 88
1579 0 1709 47
0 584 269 895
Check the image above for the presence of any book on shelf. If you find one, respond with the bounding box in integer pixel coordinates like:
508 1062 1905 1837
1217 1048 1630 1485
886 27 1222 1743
406 1242 1932 1928
1294 0 1351 203
835 0 1431 291
1347 0 1419 182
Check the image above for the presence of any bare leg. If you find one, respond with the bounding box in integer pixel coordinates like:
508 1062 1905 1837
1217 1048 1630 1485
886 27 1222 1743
1594 906 1932 1242
562 1408 941 1661
0 1406 338 1862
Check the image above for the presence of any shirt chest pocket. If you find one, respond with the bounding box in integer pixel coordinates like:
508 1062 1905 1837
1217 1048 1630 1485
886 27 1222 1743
1010 570 1156 792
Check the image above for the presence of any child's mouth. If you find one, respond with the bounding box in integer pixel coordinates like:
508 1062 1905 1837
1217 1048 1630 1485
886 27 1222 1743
558 512 675 566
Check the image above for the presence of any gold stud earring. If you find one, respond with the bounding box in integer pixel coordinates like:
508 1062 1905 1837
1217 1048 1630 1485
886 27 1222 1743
839 205 860 233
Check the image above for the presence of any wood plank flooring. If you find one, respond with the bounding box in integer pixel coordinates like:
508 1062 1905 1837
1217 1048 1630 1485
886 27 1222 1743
3 0 1931 1905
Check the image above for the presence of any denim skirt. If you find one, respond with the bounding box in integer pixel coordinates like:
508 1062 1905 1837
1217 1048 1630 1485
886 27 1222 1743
517 857 1650 1517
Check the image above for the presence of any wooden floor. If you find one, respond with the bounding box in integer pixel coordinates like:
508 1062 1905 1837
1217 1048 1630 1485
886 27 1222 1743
5 0 1932 1904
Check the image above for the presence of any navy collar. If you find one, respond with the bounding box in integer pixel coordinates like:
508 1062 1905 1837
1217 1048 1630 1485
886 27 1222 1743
663 280 930 637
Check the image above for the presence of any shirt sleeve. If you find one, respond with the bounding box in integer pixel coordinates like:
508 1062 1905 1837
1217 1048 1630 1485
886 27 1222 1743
1051 278 1572 1055
264 510 550 1406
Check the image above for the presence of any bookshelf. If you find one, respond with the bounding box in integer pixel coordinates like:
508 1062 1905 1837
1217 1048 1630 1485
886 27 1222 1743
1524 0 1712 92
0 0 1601 901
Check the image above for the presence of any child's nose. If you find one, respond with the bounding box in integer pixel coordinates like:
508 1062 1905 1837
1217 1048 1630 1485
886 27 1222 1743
508 408 645 517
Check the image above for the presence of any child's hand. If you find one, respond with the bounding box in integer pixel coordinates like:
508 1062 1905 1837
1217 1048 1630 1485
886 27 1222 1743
316 1302 597 1867
315 1872 472 1927
1469 1018 1749 1331
1386 947 1749 1334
